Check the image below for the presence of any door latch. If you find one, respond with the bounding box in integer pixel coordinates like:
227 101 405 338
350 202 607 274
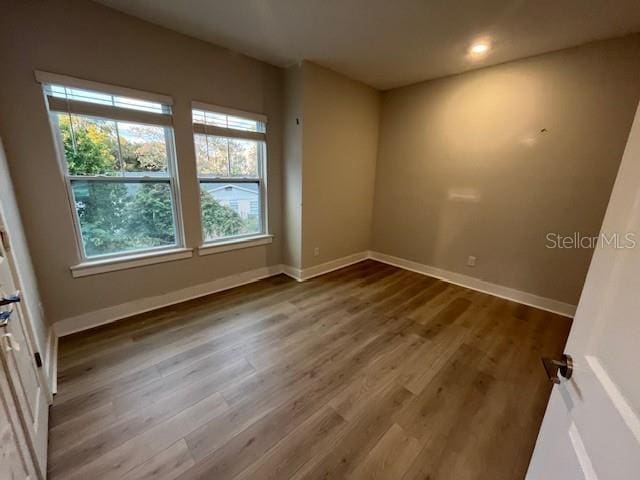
542 354 573 384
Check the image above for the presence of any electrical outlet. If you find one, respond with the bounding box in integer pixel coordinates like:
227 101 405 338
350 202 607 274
314 247 320 257
467 255 476 267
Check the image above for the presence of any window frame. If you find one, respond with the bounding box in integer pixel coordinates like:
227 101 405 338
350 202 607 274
37 72 186 263
191 101 269 246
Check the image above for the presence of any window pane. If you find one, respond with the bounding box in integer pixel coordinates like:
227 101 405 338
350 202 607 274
71 180 176 257
57 114 119 175
194 134 228 176
200 182 261 241
229 138 259 177
117 122 169 174
55 114 170 176
195 134 260 177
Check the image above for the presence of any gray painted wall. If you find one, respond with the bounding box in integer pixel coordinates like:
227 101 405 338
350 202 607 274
301 62 380 269
371 35 640 304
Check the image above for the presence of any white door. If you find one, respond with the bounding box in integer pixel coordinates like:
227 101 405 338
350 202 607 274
0 149 48 477
0 353 37 480
0 232 47 478
526 102 640 479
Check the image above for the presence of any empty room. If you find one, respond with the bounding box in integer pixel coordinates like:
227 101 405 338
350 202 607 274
1 0 640 479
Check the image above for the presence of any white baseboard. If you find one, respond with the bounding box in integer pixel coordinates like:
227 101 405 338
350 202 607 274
368 251 576 318
53 264 284 337
45 331 58 396
281 264 303 282
301 251 370 281
39 328 58 400
282 251 370 282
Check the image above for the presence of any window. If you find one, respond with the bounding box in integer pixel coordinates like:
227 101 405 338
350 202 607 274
39 74 183 260
192 102 267 243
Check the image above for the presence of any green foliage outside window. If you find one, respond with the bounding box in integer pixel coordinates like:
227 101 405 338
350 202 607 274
59 114 246 257
200 189 244 239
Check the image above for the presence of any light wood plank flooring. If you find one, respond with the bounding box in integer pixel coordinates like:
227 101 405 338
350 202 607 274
48 260 571 480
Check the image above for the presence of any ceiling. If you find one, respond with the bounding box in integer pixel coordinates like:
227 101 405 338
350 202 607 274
95 0 640 90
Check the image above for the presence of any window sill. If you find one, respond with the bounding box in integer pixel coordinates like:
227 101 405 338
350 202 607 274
198 234 274 256
70 247 194 278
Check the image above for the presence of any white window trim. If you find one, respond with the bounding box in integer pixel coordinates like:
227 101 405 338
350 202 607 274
197 234 273 256
192 101 270 248
37 72 186 266
70 247 193 278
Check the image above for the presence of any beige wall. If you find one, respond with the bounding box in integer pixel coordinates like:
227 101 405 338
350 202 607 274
301 62 380 268
372 35 640 304
0 0 283 324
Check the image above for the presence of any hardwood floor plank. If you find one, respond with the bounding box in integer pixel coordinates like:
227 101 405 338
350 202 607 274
62 392 228 480
292 382 414 480
329 335 424 421
349 423 422 480
232 407 346 480
58 275 292 362
49 364 237 478
125 440 195 480
112 357 254 418
48 403 116 456
48 261 571 480
52 364 162 418
411 296 472 339
184 330 409 471
393 343 494 442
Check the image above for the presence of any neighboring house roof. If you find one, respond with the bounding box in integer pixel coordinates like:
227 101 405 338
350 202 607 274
203 183 258 202
207 184 257 195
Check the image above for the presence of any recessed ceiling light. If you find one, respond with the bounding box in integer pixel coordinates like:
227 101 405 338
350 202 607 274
470 42 490 55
